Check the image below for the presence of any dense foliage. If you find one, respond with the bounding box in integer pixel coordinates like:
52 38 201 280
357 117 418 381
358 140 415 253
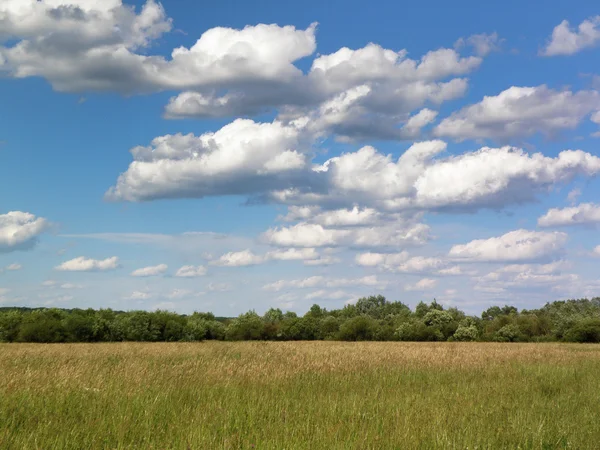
2 296 600 343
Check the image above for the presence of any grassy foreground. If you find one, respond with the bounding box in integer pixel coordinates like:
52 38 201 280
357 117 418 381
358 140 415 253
0 342 599 449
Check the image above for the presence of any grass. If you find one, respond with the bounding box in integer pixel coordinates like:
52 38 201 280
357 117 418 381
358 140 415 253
1 342 599 449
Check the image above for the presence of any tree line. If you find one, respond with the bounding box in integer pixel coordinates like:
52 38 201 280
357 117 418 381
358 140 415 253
2 296 600 343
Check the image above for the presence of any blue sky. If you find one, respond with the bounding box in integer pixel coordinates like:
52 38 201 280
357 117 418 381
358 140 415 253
2 0 600 315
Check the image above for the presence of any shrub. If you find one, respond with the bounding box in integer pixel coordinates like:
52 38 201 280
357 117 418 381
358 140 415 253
564 319 600 343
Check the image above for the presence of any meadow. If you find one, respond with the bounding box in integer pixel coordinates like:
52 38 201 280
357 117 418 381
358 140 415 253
1 342 599 449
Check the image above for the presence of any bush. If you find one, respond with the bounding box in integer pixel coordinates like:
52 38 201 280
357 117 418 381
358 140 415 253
564 319 600 343
453 325 479 342
337 316 378 341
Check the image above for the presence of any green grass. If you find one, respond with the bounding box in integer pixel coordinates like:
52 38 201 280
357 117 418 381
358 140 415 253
1 342 599 449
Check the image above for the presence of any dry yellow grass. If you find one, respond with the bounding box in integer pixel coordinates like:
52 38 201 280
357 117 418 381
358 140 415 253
1 342 599 449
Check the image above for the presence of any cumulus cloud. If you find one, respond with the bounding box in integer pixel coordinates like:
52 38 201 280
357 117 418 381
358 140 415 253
108 116 600 215
124 291 152 300
4 263 22 271
434 86 600 141
56 256 120 272
355 251 409 267
538 203 600 227
174 265 207 277
304 290 352 301
262 222 430 249
475 261 578 291
542 16 600 56
455 32 502 56
0 3 317 94
404 278 438 291
210 249 265 267
106 119 309 202
0 211 49 253
263 275 383 291
210 247 322 266
449 229 568 262
130 263 168 277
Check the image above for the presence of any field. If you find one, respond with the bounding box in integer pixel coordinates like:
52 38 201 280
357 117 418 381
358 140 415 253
1 342 599 449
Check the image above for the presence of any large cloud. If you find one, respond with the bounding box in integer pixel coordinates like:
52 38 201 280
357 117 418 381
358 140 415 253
542 16 600 56
0 211 49 253
448 229 568 263
1 4 489 141
106 119 310 201
55 256 120 271
434 86 600 141
0 3 317 93
108 122 600 217
538 203 600 227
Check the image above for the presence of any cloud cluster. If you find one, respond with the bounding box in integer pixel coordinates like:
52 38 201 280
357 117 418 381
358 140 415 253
538 203 600 227
0 211 49 253
210 248 324 267
475 261 578 292
434 86 600 140
174 265 207 278
449 229 568 263
542 16 600 56
263 275 384 292
56 256 120 271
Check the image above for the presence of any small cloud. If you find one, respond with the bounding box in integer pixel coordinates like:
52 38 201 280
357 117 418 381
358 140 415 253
175 265 207 278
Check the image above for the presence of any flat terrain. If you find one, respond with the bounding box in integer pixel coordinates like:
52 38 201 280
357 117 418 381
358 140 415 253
1 342 599 449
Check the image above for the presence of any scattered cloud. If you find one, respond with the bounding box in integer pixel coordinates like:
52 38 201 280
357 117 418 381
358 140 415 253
55 256 120 272
405 278 438 291
542 16 600 56
434 86 600 141
130 264 168 277
263 275 384 291
449 229 568 262
0 211 49 253
538 203 600 227
174 265 207 277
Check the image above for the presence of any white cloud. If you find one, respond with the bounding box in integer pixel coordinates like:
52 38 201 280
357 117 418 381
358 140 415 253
476 261 578 291
60 283 83 289
397 256 446 273
210 247 321 266
538 203 600 227
267 248 319 261
262 222 430 249
542 16 600 56
263 275 383 292
210 249 264 267
449 229 568 262
594 246 600 257
5 263 22 271
303 255 341 266
105 119 308 202
55 256 120 272
0 211 49 252
124 291 152 300
405 278 438 291
355 251 409 267
130 263 168 277
434 86 600 140
174 265 207 277
42 280 57 287
166 289 205 299
207 282 231 292
304 290 351 301
455 32 502 56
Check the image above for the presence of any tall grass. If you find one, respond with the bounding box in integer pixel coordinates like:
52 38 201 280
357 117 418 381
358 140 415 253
1 342 599 449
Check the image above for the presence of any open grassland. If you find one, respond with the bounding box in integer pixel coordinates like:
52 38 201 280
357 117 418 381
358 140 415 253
1 342 600 449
